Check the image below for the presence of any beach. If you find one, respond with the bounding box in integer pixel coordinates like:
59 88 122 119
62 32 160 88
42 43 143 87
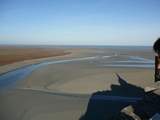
0 46 156 120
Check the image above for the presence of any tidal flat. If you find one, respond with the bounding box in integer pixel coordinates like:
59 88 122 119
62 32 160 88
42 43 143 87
0 46 155 120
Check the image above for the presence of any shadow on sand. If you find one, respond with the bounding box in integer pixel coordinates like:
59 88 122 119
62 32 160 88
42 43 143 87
79 74 160 120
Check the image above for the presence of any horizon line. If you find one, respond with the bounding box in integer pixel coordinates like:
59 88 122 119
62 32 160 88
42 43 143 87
0 44 152 47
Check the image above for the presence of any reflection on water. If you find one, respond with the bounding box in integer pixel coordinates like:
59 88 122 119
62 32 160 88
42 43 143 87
103 56 154 68
104 64 154 68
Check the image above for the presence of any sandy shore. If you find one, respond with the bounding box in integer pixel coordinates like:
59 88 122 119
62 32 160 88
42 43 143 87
0 46 156 120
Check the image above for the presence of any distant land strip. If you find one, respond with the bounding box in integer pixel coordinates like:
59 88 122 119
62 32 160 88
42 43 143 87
0 46 71 66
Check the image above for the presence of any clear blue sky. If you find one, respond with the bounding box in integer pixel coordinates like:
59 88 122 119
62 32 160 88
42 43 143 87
0 0 160 45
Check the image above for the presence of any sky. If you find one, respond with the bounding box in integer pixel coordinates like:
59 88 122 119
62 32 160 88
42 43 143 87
0 0 160 45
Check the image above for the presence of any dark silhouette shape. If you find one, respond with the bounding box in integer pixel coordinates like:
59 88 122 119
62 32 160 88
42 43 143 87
153 38 160 54
153 38 160 82
133 91 160 119
154 55 160 82
79 74 160 120
116 112 136 120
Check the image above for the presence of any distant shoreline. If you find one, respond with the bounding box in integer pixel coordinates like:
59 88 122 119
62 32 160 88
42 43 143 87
0 46 71 66
0 44 152 48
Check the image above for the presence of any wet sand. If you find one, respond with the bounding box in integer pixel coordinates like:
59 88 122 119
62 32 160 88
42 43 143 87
0 46 156 120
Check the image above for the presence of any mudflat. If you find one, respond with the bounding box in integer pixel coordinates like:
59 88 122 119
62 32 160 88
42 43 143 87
0 46 70 66
0 46 156 120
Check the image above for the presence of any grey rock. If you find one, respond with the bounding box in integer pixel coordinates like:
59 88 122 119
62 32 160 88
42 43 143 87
116 106 141 120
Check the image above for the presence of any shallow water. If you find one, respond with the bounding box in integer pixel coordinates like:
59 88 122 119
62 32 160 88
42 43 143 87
103 56 154 68
0 55 154 89
0 57 97 89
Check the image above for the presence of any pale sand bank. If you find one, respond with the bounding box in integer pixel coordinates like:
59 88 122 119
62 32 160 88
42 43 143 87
24 65 154 94
47 70 154 94
0 89 89 120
